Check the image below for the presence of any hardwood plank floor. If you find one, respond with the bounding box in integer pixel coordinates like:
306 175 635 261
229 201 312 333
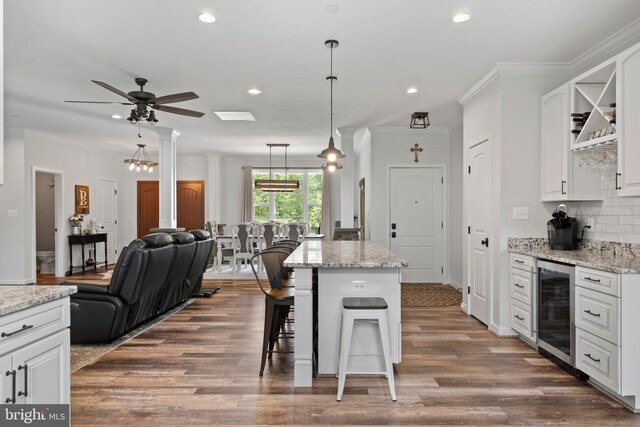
70 279 640 426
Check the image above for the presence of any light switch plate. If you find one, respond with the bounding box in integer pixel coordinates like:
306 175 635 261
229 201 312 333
513 207 529 220
351 281 366 292
7 209 17 218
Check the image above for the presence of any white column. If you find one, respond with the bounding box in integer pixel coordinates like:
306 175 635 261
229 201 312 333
207 153 222 222
155 128 180 228
293 267 313 387
338 128 356 227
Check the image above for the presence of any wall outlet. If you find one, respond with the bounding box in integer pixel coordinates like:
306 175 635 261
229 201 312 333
351 281 366 292
7 209 17 218
513 207 529 220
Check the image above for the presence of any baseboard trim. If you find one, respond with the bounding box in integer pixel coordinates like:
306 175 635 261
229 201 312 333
489 323 518 337
460 302 469 314
0 279 33 285
447 279 462 290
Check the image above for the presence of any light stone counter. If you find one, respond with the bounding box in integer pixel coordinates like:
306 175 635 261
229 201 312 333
508 238 640 274
284 240 408 268
0 285 77 316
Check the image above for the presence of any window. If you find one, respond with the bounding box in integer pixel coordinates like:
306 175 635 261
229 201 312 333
253 170 323 230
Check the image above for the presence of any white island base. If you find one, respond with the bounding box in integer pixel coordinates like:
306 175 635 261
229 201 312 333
284 241 406 387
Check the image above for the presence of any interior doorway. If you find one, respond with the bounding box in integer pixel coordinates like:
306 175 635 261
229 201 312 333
389 166 444 283
32 167 65 280
137 180 205 237
96 177 118 264
467 138 492 325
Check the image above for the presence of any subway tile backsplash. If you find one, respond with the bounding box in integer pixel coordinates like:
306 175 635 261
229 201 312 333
567 174 640 244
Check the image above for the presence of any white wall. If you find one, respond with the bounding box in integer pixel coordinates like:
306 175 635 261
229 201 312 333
369 128 450 250
24 130 131 278
448 124 464 288
0 127 28 284
35 172 55 252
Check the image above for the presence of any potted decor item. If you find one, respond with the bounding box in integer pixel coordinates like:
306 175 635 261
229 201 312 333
85 248 95 266
69 213 84 235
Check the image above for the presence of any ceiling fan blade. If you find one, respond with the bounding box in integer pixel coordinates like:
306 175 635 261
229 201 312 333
153 104 205 118
154 92 199 105
92 80 139 103
65 100 133 105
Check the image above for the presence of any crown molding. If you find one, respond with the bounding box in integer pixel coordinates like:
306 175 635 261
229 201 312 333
24 129 126 159
457 63 572 105
571 17 640 75
458 18 640 106
369 126 450 135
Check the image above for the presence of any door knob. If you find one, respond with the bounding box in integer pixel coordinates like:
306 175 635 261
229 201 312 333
481 238 489 247
391 232 396 238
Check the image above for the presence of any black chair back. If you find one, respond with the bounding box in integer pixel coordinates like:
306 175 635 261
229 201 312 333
158 232 197 312
183 229 214 299
251 249 290 293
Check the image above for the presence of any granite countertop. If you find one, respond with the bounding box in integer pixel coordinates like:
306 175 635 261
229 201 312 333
508 237 640 274
283 240 408 268
0 285 77 317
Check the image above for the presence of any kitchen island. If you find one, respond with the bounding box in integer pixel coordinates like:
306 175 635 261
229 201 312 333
283 240 407 387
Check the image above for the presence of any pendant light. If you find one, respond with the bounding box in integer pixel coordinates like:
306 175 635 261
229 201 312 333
123 144 158 173
255 144 300 192
318 39 344 170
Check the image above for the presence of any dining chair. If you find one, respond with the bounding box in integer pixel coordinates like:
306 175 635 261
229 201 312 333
251 248 295 376
231 223 255 273
262 222 281 249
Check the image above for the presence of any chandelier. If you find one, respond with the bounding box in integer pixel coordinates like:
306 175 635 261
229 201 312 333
255 144 300 192
318 39 345 172
124 144 158 173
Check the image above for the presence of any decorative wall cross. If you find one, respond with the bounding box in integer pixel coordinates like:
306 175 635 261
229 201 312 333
410 143 423 163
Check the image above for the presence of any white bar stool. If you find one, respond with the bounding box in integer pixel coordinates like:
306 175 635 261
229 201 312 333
336 297 397 402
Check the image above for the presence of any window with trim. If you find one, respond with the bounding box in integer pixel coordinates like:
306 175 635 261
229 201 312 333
253 170 323 230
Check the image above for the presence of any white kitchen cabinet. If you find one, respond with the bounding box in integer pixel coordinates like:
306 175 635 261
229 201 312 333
0 298 71 405
616 42 640 197
573 268 640 411
541 83 603 201
509 253 536 343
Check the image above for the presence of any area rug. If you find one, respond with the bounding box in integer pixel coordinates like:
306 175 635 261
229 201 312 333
70 298 196 373
401 283 462 307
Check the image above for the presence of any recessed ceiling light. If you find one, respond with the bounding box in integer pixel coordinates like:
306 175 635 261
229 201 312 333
214 111 256 121
406 87 418 94
247 88 262 95
325 5 339 14
198 13 216 23
111 114 122 119
453 13 471 23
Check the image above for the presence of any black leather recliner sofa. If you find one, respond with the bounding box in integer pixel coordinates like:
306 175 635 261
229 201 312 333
65 230 214 344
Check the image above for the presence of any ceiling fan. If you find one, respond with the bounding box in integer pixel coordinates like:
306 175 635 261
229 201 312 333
65 77 205 124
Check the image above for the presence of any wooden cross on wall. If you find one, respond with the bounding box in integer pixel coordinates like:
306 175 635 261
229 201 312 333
410 143 423 163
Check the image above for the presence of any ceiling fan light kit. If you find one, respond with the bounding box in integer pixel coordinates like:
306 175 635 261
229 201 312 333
255 143 300 192
66 77 205 126
124 144 158 173
410 112 430 129
317 39 345 168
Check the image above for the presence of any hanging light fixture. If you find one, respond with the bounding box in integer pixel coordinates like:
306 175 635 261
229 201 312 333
255 144 300 192
123 144 158 173
410 112 430 129
317 39 344 169
321 160 343 172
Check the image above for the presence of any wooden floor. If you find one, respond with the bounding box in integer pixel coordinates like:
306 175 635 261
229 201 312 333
69 279 640 426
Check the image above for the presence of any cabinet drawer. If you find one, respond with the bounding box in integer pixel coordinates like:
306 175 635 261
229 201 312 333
575 328 620 394
575 266 620 297
510 268 533 305
0 299 69 354
511 299 535 341
575 286 619 345
510 253 534 271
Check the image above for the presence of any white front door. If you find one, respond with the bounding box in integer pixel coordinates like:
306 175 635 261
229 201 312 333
390 167 443 283
468 139 492 325
97 178 117 265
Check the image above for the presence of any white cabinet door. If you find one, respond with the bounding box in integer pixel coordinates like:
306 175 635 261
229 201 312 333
541 84 569 201
1 353 15 404
13 330 69 404
617 44 640 197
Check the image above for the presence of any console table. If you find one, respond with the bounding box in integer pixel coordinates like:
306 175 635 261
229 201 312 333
66 233 108 275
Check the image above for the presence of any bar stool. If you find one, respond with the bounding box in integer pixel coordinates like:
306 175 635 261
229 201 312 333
336 297 397 402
